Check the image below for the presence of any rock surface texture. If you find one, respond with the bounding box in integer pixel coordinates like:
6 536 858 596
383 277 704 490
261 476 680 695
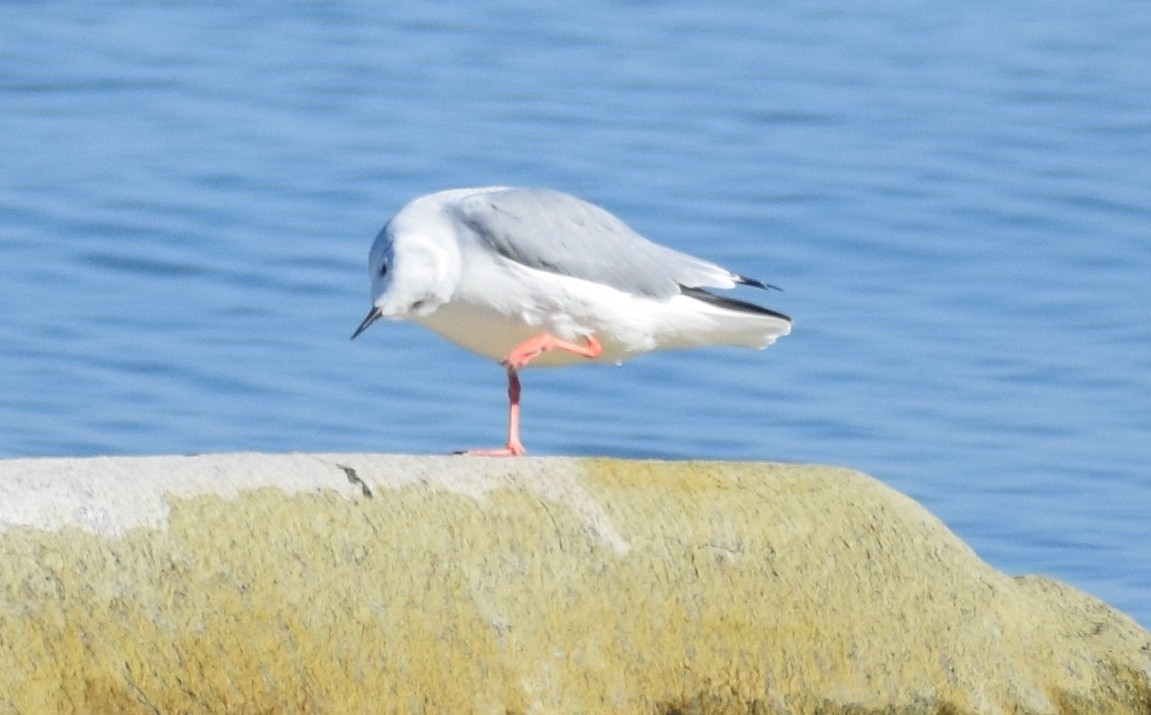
1 453 1148 714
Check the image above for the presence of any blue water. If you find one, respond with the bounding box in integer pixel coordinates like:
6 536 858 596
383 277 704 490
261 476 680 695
2 1 1148 628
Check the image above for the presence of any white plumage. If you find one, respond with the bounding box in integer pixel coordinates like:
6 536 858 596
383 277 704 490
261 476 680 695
352 187 792 454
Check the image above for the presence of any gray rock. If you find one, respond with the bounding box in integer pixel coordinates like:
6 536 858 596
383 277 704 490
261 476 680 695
0 454 1147 714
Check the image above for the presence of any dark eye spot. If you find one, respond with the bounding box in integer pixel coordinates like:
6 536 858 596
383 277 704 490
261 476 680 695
378 263 388 278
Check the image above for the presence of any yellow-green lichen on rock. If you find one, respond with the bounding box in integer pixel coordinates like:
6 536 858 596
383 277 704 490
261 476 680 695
0 453 1148 714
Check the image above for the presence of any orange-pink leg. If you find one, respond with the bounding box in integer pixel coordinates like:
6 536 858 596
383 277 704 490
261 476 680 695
462 334 602 457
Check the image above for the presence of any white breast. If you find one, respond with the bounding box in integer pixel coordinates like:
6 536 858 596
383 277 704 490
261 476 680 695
413 256 789 368
412 258 655 366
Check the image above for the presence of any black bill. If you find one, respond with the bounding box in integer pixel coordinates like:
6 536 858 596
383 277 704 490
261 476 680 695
350 306 384 340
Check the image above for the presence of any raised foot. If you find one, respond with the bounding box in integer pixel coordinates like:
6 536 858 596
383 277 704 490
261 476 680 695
501 334 603 370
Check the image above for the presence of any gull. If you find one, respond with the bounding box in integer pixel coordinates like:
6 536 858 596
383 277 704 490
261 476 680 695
351 187 792 456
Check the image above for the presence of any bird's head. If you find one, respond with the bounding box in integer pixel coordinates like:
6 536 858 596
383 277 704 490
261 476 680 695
351 207 462 340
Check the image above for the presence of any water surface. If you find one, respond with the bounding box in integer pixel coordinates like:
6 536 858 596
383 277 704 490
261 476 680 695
2 1 1149 626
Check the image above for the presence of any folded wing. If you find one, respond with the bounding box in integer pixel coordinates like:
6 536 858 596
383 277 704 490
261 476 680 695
453 188 752 299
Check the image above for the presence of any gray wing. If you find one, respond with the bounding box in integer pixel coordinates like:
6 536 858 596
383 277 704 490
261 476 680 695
452 188 742 299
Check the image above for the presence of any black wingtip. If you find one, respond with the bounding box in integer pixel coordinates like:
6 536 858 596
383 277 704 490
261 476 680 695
738 275 782 292
680 285 791 322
